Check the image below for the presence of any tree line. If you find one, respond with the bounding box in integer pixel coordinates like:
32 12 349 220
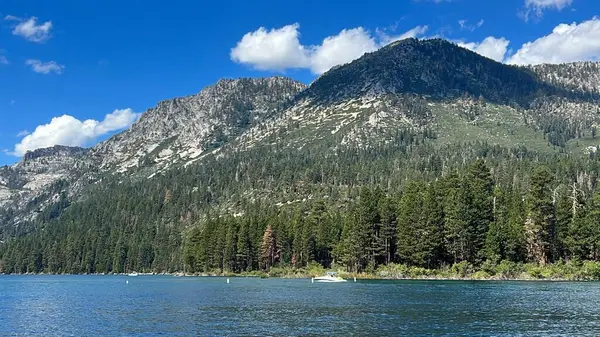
2 140 600 274
182 160 600 274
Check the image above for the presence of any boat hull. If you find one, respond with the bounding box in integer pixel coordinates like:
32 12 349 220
313 277 347 283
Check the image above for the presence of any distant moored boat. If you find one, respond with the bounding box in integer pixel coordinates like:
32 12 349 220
313 272 347 283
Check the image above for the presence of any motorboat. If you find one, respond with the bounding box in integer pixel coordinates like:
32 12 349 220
313 271 347 283
127 272 139 277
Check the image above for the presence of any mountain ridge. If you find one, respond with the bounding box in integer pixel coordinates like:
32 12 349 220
1 38 600 231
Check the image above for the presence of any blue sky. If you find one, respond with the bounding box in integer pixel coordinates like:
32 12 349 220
0 0 599 165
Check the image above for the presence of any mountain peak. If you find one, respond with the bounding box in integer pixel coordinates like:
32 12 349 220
300 37 551 107
91 76 306 172
22 145 86 162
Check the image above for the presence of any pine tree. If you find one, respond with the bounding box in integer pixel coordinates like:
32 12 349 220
236 220 252 272
525 166 555 265
260 225 277 270
396 181 425 265
567 189 600 260
223 219 238 272
467 159 494 264
334 214 361 272
378 195 397 265
443 173 470 263
423 182 444 268
355 186 378 270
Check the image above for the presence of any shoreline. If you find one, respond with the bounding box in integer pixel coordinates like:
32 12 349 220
1 271 596 282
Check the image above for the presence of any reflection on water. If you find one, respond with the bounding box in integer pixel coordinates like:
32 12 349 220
1 276 600 336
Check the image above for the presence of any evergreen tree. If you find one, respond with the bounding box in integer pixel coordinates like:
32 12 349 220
396 181 425 266
260 225 278 270
378 195 397 265
525 166 556 265
467 159 494 264
443 173 470 263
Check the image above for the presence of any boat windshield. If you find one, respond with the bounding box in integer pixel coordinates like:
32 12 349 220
326 272 337 276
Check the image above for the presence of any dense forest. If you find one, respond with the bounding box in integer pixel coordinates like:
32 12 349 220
2 40 600 278
2 136 600 277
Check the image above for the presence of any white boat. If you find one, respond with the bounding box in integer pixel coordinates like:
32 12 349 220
127 272 139 277
313 272 347 283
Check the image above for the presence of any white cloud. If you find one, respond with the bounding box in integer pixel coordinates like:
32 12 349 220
16 130 30 138
5 16 53 43
25 59 65 74
231 24 429 74
507 18 600 65
459 19 484 31
309 28 378 74
379 25 429 45
12 109 141 156
230 24 309 71
457 37 511 62
521 0 573 21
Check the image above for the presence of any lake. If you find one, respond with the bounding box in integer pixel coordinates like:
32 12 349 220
1 276 600 336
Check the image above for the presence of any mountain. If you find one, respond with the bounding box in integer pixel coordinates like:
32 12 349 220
237 39 600 152
529 62 600 95
3 39 600 223
91 76 305 173
301 38 554 105
0 146 91 210
2 38 600 274
0 77 305 224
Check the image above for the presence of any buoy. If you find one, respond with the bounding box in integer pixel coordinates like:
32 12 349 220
354 277 356 282
311 278 314 284
126 280 129 284
227 278 230 284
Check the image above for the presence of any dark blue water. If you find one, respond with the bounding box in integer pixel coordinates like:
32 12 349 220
1 276 600 336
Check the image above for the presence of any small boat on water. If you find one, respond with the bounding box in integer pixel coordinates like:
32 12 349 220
313 272 347 283
127 272 139 277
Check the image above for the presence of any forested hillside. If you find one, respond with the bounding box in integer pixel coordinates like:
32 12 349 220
1 39 600 277
2 140 600 275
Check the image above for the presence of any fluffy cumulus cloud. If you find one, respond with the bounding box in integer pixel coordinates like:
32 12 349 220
233 16 600 74
309 28 378 74
522 0 573 21
12 109 141 156
25 59 65 74
457 37 511 62
4 16 52 43
507 18 600 65
231 24 428 74
230 24 309 71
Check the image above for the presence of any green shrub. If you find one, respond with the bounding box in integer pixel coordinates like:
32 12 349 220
526 265 544 279
581 261 600 280
365 261 377 274
267 267 286 277
472 271 491 279
376 263 410 278
451 261 474 278
481 260 498 276
409 267 432 278
306 261 326 276
495 260 523 279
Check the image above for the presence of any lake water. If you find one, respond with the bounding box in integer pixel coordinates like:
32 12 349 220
1 276 600 336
